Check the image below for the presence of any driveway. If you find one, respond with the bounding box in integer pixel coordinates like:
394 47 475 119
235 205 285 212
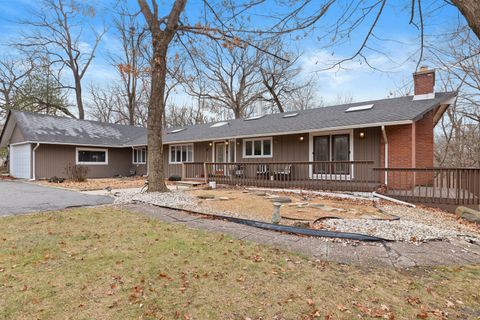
0 181 113 216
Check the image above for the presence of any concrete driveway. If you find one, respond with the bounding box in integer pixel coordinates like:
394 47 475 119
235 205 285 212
0 181 113 216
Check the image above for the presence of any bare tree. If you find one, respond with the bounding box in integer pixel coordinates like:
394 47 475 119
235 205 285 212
451 0 480 40
137 0 187 192
18 0 105 119
110 9 149 126
185 42 265 119
0 57 34 118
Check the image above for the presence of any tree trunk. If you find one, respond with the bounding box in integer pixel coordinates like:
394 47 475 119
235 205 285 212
452 0 480 40
147 39 170 192
74 75 84 119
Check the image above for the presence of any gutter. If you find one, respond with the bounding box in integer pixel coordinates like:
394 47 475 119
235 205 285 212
30 143 40 181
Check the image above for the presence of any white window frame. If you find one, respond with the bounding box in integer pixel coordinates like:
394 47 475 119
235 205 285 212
308 130 354 180
169 144 194 164
76 147 108 165
242 137 273 158
132 147 147 164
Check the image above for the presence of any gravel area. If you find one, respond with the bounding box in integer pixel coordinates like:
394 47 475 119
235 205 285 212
113 189 480 243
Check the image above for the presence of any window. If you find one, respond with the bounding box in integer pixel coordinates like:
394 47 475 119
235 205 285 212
168 128 186 134
244 115 265 121
210 121 229 128
133 147 147 164
243 138 272 158
76 148 108 165
169 144 193 164
282 112 299 118
345 104 374 112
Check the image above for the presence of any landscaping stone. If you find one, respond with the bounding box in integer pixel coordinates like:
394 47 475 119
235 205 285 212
218 197 230 201
292 221 310 228
455 206 480 224
197 194 215 199
253 192 266 196
309 203 325 208
270 196 292 203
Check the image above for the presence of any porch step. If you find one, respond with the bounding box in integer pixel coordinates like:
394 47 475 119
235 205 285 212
176 180 206 187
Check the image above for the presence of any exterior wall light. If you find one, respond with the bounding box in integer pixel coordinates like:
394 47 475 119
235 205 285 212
299 136 304 142
225 141 229 145
359 131 365 139
209 142 213 147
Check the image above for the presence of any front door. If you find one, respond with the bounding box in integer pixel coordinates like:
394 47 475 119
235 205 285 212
214 142 226 175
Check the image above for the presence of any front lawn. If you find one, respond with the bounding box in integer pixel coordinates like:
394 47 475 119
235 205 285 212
0 207 479 319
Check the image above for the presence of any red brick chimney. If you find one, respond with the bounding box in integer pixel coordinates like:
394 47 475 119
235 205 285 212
413 66 435 97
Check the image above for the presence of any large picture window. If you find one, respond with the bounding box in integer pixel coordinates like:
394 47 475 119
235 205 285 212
133 147 147 164
76 148 108 165
243 138 272 158
169 144 193 164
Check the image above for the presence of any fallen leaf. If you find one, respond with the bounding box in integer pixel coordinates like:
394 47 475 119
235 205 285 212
337 303 348 312
416 311 428 319
306 298 314 306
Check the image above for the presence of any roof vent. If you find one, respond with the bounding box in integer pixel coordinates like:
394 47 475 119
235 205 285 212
345 104 374 112
244 115 265 121
167 128 186 134
210 121 229 128
282 112 299 118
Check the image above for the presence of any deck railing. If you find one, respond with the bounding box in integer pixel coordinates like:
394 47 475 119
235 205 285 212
183 161 379 192
373 167 480 205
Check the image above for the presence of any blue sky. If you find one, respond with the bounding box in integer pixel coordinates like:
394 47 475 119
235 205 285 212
0 0 466 109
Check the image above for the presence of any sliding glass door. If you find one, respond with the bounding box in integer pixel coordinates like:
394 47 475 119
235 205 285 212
313 133 351 177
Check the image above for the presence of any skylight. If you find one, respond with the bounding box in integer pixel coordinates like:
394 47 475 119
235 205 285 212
167 128 186 134
210 121 229 128
345 104 374 112
282 112 299 118
244 115 265 121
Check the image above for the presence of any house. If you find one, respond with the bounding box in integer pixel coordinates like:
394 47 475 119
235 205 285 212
0 67 456 184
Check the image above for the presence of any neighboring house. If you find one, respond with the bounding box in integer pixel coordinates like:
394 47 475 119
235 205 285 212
0 68 455 182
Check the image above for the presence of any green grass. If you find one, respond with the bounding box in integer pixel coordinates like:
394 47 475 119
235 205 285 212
0 207 479 319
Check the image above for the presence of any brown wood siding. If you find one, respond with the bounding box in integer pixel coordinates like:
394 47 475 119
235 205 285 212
35 145 133 179
353 127 381 181
163 142 212 178
10 125 25 144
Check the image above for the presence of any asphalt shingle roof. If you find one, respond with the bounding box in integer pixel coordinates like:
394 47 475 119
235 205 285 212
8 111 147 147
3 92 455 147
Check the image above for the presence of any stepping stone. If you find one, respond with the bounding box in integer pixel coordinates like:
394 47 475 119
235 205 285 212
292 221 310 228
270 197 292 203
218 197 230 201
288 202 308 207
197 194 215 199
253 192 266 196
309 203 325 209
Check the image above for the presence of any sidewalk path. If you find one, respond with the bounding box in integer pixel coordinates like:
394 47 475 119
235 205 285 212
122 203 480 268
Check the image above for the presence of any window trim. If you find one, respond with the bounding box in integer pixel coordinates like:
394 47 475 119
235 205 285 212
169 144 194 164
242 137 273 158
76 147 108 165
132 147 147 164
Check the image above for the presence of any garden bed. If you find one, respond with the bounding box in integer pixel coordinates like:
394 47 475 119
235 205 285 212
37 176 146 191
113 186 480 242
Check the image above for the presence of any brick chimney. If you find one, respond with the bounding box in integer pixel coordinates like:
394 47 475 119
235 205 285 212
413 66 435 99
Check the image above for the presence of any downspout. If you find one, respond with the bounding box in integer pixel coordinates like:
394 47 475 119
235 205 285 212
381 126 388 185
30 143 40 181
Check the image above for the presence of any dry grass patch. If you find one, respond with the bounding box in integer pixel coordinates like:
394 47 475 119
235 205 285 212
0 207 479 319
38 176 146 191
188 188 389 222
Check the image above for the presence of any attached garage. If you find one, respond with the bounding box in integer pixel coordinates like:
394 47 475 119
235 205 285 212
10 144 32 179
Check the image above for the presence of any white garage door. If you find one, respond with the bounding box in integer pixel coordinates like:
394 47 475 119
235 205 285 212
10 144 32 179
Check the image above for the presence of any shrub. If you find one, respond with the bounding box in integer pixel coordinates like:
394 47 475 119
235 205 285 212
65 163 89 182
168 175 182 181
